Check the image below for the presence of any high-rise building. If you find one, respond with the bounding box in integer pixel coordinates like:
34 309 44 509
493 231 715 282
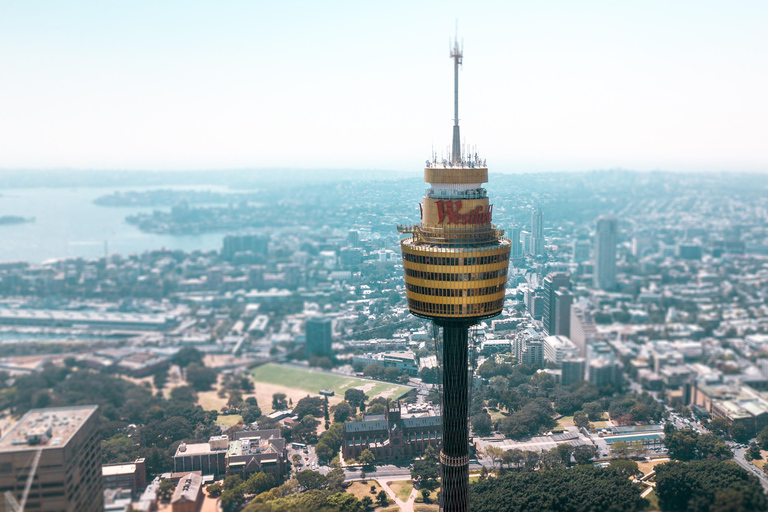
561 358 586 386
594 216 618 290
588 357 623 388
542 272 570 335
398 37 511 512
543 335 578 367
531 205 544 256
305 316 333 358
570 304 597 358
221 233 268 262
554 289 573 337
573 240 590 263
0 406 103 512
510 225 523 261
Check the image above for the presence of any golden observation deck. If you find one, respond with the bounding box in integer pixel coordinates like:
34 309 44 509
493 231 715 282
398 155 511 322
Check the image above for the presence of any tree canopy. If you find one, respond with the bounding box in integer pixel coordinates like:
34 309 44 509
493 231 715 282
655 460 768 512
470 465 647 512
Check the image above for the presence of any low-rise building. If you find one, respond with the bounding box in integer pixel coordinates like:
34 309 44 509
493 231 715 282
352 350 419 376
343 401 441 462
226 430 287 479
102 458 147 497
173 435 229 478
171 473 203 512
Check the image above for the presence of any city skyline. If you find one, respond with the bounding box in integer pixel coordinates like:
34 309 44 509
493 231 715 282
1 1 767 173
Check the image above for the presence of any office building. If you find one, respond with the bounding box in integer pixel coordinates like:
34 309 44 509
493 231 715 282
554 289 573 337
397 38 511 512
531 205 544 256
221 233 268 262
562 358 586 386
0 406 103 512
543 335 578 367
510 224 523 261
542 272 570 335
594 215 618 290
570 304 597 357
588 358 623 389
573 239 590 263
305 316 333 358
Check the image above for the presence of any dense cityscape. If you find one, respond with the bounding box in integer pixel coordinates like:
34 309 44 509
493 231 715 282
2 1 767 510
0 169 767 511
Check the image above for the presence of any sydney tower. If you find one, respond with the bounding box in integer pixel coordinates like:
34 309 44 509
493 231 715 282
398 38 511 512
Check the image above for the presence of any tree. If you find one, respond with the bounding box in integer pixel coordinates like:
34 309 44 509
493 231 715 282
173 347 204 368
573 445 598 465
472 411 493 437
363 363 385 380
376 490 389 507
555 444 574 466
758 425 768 450
485 446 504 470
344 389 367 410
610 441 631 459
220 489 245 512
367 402 386 415
228 390 243 409
325 468 345 491
170 385 198 403
223 475 243 491
243 471 276 495
158 479 175 502
332 401 354 424
583 401 605 421
272 393 288 411
748 443 762 460
731 422 751 443
206 482 223 498
361 496 373 510
655 460 768 512
411 445 439 489
421 489 432 504
470 465 647 512
295 470 328 491
573 410 590 429
292 453 303 467
293 396 325 418
359 449 375 467
610 459 639 478
383 366 401 382
185 363 217 391
709 417 731 436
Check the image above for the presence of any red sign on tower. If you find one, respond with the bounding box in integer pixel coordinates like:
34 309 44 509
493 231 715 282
435 200 492 225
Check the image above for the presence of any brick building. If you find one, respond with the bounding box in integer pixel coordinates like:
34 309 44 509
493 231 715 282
343 401 441 462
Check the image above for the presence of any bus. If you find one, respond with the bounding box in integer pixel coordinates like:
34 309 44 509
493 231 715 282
292 442 307 450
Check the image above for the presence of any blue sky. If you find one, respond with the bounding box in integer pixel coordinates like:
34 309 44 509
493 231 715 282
1 1 766 172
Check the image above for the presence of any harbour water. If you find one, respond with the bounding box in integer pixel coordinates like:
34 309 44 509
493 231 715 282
0 186 228 263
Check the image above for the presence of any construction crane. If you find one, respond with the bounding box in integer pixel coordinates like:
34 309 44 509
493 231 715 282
4 447 42 512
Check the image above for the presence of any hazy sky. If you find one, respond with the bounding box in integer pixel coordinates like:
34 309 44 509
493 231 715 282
1 1 766 173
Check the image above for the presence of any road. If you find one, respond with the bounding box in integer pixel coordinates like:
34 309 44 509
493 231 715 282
343 462 484 481
730 443 768 492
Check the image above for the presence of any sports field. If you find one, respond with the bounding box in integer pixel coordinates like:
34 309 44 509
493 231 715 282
249 364 411 402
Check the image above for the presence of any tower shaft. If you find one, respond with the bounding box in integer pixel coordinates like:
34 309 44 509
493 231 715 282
440 323 471 512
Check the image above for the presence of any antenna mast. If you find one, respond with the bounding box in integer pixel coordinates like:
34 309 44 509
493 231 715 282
450 24 463 164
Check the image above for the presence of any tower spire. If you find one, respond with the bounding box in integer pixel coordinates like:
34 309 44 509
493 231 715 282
450 29 463 164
